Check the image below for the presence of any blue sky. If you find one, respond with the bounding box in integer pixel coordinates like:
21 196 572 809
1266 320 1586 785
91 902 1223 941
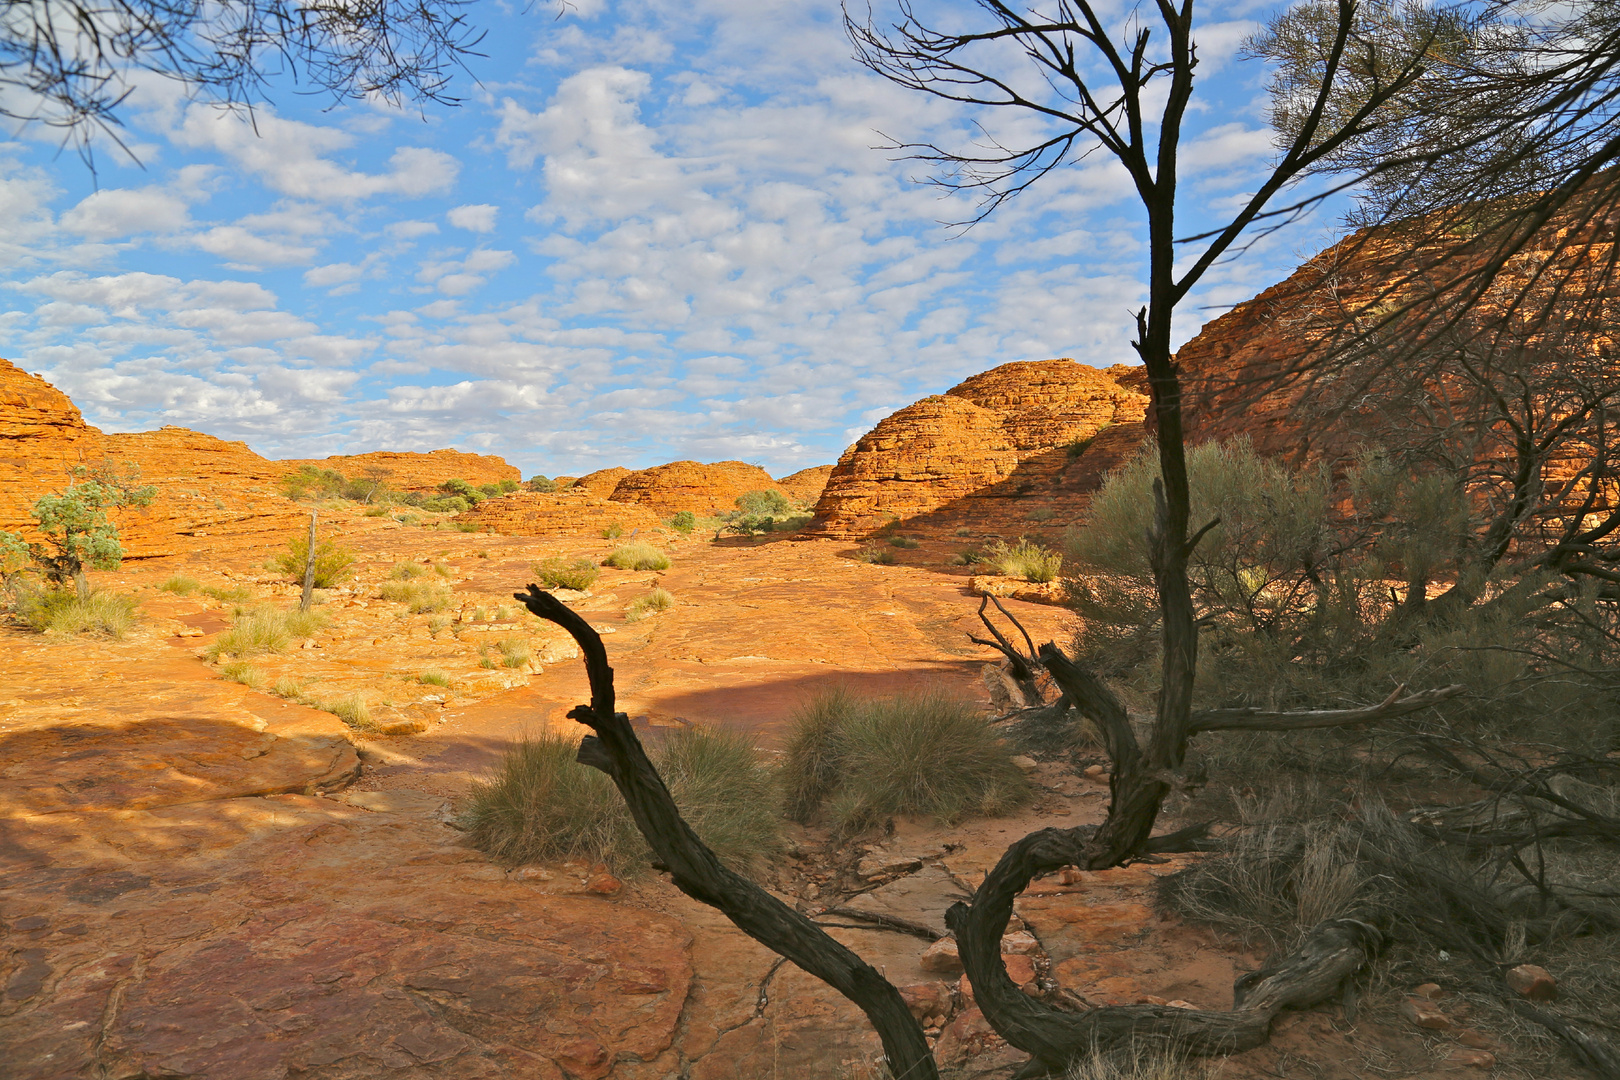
0 0 1345 478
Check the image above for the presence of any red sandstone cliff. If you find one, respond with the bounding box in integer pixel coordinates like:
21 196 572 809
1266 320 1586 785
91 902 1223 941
609 461 777 517
279 449 518 492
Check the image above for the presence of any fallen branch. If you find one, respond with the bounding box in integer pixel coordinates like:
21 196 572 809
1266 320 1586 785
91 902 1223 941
1189 684 1466 733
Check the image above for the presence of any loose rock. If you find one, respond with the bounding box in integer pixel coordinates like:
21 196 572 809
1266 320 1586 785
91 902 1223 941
1505 963 1557 1001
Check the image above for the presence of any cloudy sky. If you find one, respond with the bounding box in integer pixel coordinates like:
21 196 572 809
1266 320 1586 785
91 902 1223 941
0 0 1342 477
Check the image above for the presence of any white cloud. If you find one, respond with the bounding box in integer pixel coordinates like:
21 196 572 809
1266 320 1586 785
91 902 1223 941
61 187 192 241
448 204 499 232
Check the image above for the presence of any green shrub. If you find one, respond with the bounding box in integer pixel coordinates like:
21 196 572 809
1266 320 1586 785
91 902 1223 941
601 521 624 539
986 537 1062 582
418 669 451 687
670 510 697 533
419 495 470 513
281 465 346 500
726 489 810 534
159 574 201 595
887 535 920 549
208 606 327 658
854 546 896 565
15 588 137 637
462 727 780 874
528 475 558 493
532 557 600 591
220 661 265 688
626 587 675 622
781 688 1030 831
497 637 531 668
396 513 422 526
603 543 671 571
273 534 354 588
379 579 453 613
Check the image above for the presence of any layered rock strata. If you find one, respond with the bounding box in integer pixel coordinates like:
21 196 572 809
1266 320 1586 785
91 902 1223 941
455 489 664 538
573 466 634 497
807 359 1149 538
608 460 778 517
280 449 519 491
775 464 835 506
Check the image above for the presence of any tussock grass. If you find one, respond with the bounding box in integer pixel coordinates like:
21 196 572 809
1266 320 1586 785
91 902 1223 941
626 587 675 622
379 579 453 613
220 661 265 688
497 637 530 668
601 521 624 539
603 543 671 571
418 669 451 687
987 537 1062 582
202 584 252 603
886 535 920 549
208 606 327 658
273 675 302 697
782 688 1030 831
17 589 137 637
390 562 426 580
327 693 373 731
462 727 781 874
1063 1045 1210 1080
159 574 201 595
532 557 600 591
854 546 896 565
427 615 449 637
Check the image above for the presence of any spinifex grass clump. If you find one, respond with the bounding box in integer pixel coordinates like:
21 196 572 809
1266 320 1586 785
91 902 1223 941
462 727 781 875
625 587 674 622
532 557 600 591
208 606 327 658
15 588 137 637
378 579 453 613
603 543 671 571
781 687 1030 832
159 574 200 595
986 537 1062 582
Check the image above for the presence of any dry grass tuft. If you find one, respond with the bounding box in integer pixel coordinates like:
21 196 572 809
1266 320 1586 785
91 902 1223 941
16 588 137 638
603 543 671 571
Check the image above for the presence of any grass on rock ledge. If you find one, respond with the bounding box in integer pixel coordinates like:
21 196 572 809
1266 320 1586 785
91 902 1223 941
15 588 137 638
603 543 671 571
207 606 328 659
462 727 781 876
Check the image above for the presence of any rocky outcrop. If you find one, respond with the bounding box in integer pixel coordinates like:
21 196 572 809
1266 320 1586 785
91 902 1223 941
280 449 519 492
456 489 664 538
0 358 105 536
574 466 634 497
609 461 777 517
775 465 835 507
807 359 1148 538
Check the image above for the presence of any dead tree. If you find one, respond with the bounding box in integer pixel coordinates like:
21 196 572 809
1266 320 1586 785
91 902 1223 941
516 584 1464 1076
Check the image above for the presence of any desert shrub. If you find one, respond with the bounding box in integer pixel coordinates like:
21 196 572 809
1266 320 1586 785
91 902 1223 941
208 606 327 658
15 588 137 637
273 534 355 588
854 546 896 565
986 537 1062 582
159 574 201 595
379 579 453 613
220 661 265 688
532 557 600 591
418 495 470 513
454 521 482 533
497 637 530 668
396 513 422 526
781 688 1030 831
726 489 811 534
364 506 388 517
280 465 346 500
527 475 558 493
601 521 624 539
626 587 675 622
418 668 451 686
669 510 696 533
886 535 920 549
604 543 671 571
462 727 781 874
327 693 373 731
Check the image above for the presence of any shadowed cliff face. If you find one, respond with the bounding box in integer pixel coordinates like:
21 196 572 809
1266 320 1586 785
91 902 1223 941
806 359 1150 539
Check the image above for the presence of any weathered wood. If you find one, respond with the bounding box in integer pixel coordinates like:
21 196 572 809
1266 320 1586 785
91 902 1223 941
1190 684 1466 733
512 585 938 1080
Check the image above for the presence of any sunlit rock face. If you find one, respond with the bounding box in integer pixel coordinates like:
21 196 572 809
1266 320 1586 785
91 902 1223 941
609 460 778 517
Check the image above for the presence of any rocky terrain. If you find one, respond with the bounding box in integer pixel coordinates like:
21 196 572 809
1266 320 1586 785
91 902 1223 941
2 359 1513 1080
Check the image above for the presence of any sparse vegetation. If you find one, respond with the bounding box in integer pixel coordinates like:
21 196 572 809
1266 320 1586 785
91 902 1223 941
496 637 530 668
782 687 1029 831
601 521 624 539
14 588 137 637
327 693 373 731
201 584 252 603
379 579 453 613
886 534 920 548
854 545 896 565
427 615 449 637
207 606 327 658
462 727 781 874
669 510 696 533
603 543 671 571
272 675 302 697
625 587 675 622
273 533 355 588
220 661 265 688
390 562 425 580
531 556 600 591
985 537 1061 582
418 668 451 687
159 574 201 595
949 549 983 566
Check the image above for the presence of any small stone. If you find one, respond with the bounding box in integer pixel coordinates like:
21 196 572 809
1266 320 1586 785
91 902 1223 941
513 867 553 881
1412 982 1445 999
1402 997 1454 1031
898 981 953 1021
1000 930 1039 955
1505 963 1557 1001
857 847 923 879
1166 999 1197 1010
1057 866 1085 885
1009 755 1038 772
585 872 622 896
920 937 963 975
1083 764 1108 780
1444 1048 1496 1069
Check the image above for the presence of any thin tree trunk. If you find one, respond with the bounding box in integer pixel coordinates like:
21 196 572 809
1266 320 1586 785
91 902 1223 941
300 511 318 612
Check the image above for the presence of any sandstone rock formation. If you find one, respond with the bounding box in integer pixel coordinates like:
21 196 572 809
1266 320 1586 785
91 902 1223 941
609 460 777 517
0 359 108 536
280 449 519 491
807 359 1148 538
456 489 664 538
574 466 634 496
775 464 835 506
